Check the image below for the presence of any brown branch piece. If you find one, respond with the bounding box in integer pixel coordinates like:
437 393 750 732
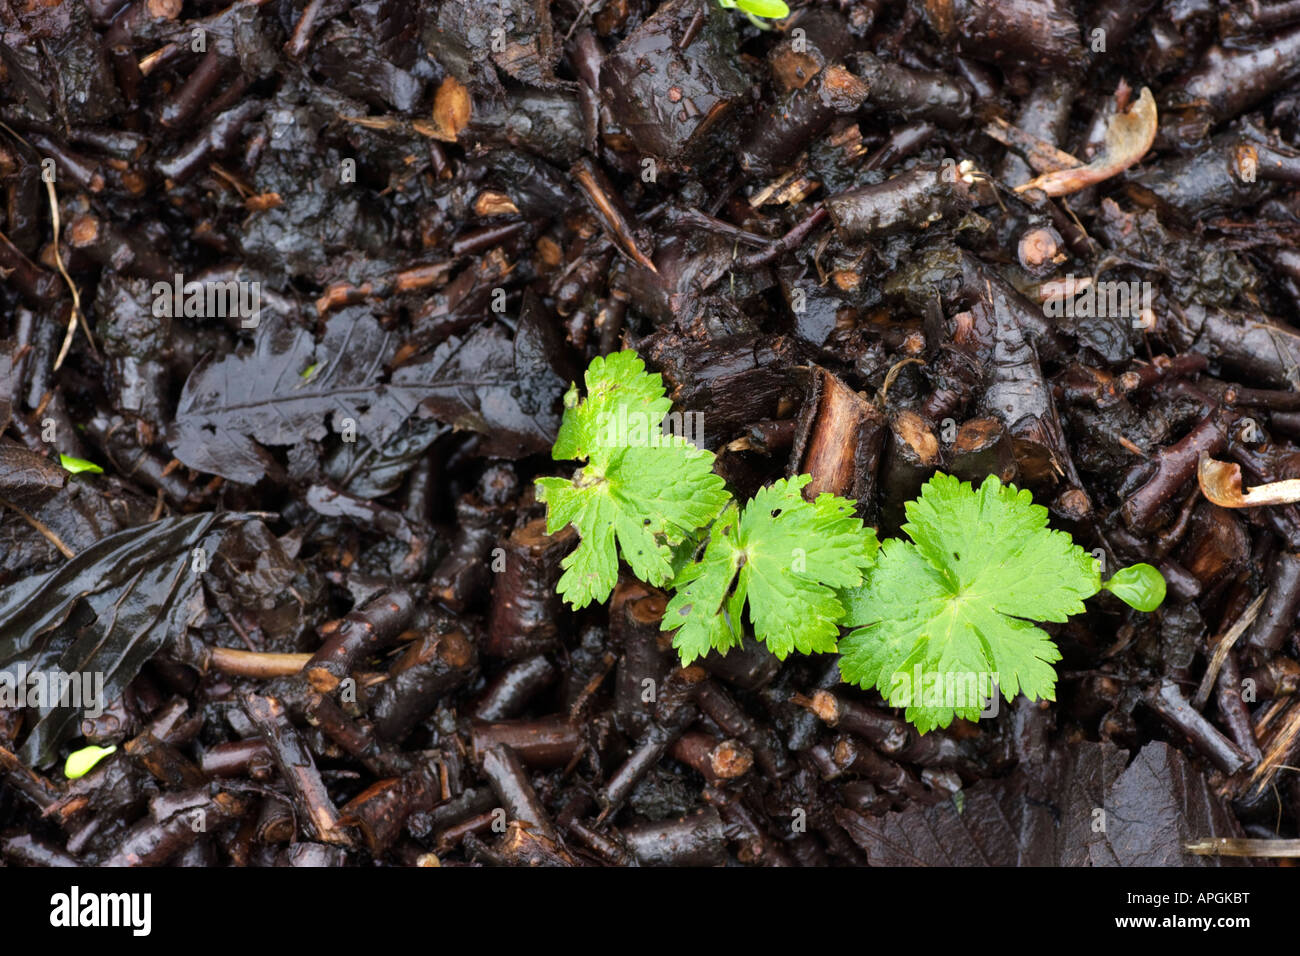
1123 412 1229 532
471 717 582 769
369 627 476 742
1245 551 1300 654
486 519 573 659
1186 837 1300 858
206 646 311 678
337 770 439 856
620 808 727 866
1143 678 1250 776
984 116 1082 175
105 788 252 867
1191 590 1266 710
571 157 657 274
696 679 791 779
242 692 352 847
669 731 753 786
0 745 63 810
1199 454 1300 507
304 588 416 691
797 689 978 773
480 743 566 851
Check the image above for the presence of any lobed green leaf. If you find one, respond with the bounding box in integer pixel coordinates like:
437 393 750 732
537 352 729 610
664 475 877 664
839 474 1096 733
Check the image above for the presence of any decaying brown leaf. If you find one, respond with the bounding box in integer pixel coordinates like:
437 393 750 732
1198 454 1300 507
1015 87 1157 197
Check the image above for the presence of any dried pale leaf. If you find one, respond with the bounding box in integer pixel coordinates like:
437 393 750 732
474 191 520 216
1015 87 1156 197
1198 455 1300 507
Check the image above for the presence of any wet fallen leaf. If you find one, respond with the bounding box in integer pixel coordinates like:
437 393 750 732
0 513 244 767
838 741 1246 866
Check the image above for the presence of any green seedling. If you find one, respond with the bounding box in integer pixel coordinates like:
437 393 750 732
538 351 1166 733
838 474 1163 731
1102 561 1166 612
537 351 730 609
664 475 876 663
65 744 116 779
59 454 103 475
718 0 791 30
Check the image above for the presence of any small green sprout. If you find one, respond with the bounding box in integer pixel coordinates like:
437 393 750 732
59 454 103 475
65 744 116 779
301 362 319 380
1102 562 1166 612
718 0 790 29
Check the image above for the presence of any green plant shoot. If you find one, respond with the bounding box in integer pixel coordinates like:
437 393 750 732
536 351 730 610
718 0 791 20
538 352 1167 734
663 475 876 663
838 474 1165 732
65 744 116 779
60 454 103 475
